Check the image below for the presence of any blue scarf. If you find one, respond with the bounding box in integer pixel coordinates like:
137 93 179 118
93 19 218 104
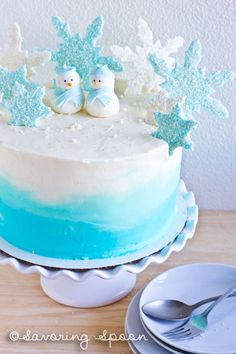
54 86 84 108
87 88 114 106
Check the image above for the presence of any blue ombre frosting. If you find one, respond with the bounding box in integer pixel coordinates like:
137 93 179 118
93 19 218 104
0 167 181 260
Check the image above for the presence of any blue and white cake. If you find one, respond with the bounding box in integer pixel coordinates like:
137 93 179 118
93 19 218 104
0 97 186 268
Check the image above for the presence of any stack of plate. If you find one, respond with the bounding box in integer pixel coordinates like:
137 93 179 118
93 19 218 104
125 263 236 354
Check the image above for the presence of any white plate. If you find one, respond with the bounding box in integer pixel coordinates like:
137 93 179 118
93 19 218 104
125 289 173 354
140 263 236 354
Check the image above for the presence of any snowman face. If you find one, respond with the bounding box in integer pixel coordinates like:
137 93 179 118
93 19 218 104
56 70 80 90
91 74 114 90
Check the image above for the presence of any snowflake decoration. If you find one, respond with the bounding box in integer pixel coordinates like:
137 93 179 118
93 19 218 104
0 23 51 79
124 92 183 126
50 16 123 90
2 83 52 127
0 65 36 100
152 103 198 155
110 18 184 95
148 40 235 118
149 92 183 114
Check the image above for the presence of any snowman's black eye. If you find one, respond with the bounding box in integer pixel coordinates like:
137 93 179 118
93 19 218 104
64 79 67 82
99 80 101 82
71 78 73 81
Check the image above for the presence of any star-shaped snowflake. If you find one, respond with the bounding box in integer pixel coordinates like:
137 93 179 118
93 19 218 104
149 40 235 118
0 23 51 79
110 18 184 95
152 103 198 155
3 83 52 127
50 16 123 90
0 65 37 100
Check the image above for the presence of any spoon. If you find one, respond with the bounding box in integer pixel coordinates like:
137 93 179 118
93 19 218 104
142 292 236 321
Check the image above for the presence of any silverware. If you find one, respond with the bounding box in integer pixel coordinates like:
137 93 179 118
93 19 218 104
162 284 236 340
142 291 236 321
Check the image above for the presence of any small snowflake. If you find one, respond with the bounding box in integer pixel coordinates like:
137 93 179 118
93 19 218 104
148 40 235 118
0 65 36 100
152 103 198 155
0 23 51 79
110 18 184 95
50 16 123 90
3 83 52 127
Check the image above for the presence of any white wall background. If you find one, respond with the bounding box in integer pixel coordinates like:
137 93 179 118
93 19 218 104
0 0 235 209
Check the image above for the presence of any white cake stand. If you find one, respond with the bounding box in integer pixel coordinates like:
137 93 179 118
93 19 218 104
0 181 198 308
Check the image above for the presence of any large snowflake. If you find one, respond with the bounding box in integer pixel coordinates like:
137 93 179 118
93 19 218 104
51 16 123 90
0 23 51 79
0 65 36 100
148 40 235 118
2 83 52 127
110 18 184 95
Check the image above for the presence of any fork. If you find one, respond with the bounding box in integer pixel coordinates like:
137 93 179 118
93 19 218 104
162 284 236 341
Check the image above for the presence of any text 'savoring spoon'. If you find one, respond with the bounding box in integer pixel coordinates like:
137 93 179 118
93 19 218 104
142 291 236 321
162 285 236 341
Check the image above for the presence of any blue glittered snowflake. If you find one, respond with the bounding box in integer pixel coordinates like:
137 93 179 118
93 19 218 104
0 65 36 100
51 16 123 90
152 103 198 155
3 83 52 127
148 40 235 118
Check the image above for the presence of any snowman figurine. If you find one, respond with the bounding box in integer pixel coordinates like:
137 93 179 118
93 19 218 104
86 65 119 117
50 66 84 114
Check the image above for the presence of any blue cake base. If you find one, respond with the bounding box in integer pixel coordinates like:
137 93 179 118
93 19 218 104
0 181 193 269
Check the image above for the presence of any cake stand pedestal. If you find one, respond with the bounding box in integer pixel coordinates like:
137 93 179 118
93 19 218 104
40 271 137 307
0 181 198 308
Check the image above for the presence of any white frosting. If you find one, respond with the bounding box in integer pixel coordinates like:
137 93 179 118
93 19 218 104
0 99 157 160
0 98 182 202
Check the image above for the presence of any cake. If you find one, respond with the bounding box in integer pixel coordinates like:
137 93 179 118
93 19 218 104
0 102 186 268
0 17 233 268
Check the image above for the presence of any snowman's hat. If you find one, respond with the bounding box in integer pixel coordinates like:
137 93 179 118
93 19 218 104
90 65 114 79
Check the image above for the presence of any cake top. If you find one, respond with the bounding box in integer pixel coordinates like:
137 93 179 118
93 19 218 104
0 99 164 161
0 16 234 158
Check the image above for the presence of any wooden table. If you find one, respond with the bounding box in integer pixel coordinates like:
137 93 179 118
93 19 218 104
0 211 235 354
